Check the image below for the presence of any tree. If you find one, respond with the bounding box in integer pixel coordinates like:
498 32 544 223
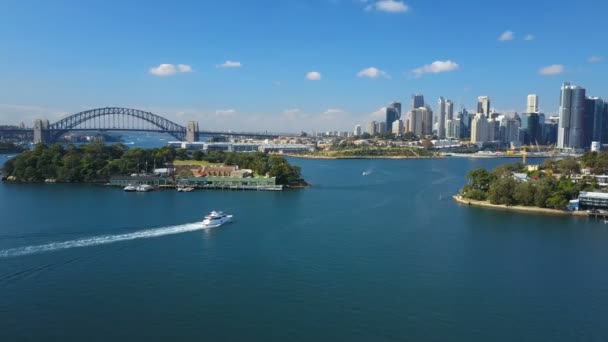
534 178 555 208
192 150 204 161
487 177 517 205
513 182 536 206
557 158 580 176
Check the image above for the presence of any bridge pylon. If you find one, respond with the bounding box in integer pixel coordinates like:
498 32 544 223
186 121 200 142
33 119 50 144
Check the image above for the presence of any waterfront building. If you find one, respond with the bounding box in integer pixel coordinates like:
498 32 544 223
526 113 541 145
527 94 539 113
386 102 401 133
411 94 425 110
354 125 362 136
392 119 404 135
437 97 446 138
477 96 491 117
368 121 377 135
471 113 489 143
557 82 586 149
578 191 608 210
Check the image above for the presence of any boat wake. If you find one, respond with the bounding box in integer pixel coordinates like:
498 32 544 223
0 222 205 259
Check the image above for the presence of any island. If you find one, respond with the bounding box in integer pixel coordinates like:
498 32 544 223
454 151 608 216
1 143 308 189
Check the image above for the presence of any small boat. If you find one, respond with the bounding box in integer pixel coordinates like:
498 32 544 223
202 211 233 228
177 186 195 192
124 184 137 192
136 184 154 192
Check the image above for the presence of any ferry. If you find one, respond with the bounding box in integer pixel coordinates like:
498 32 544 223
202 211 233 228
124 184 137 192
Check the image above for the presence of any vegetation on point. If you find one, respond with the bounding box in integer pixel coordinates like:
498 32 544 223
459 153 605 210
2 143 306 186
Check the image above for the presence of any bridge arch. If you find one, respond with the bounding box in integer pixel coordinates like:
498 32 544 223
48 107 187 142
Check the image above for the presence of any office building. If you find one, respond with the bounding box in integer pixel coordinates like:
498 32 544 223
527 94 539 113
437 97 446 138
446 118 461 139
411 94 425 110
585 97 605 148
477 96 491 117
557 82 586 149
422 106 433 136
354 125 362 136
392 119 404 135
367 121 377 136
499 116 520 144
386 102 401 133
406 109 424 136
376 122 387 134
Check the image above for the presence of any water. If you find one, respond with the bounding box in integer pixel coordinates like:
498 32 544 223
1 157 608 341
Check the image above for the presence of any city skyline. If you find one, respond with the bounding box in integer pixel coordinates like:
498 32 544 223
0 0 607 132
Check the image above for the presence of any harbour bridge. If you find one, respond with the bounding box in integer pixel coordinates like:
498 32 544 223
0 107 285 144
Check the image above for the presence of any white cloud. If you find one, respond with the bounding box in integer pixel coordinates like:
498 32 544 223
149 63 193 76
177 64 193 72
374 0 408 13
323 108 343 114
498 31 515 41
215 109 237 116
589 55 605 63
524 34 535 41
216 60 242 68
357 67 389 79
539 64 565 76
412 60 459 78
306 71 322 80
369 107 387 120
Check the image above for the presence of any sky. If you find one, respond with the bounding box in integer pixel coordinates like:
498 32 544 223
0 0 607 132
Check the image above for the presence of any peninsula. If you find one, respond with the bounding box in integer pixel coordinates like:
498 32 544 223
454 151 608 215
1 143 307 188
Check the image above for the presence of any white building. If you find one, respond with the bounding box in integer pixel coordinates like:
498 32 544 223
367 121 377 135
477 96 491 117
392 119 404 135
437 97 446 138
527 94 539 113
354 125 362 136
471 113 490 143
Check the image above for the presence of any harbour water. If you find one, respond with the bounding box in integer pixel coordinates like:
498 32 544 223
1 155 608 341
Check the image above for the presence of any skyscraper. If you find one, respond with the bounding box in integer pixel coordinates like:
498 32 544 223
585 97 605 147
411 94 424 110
422 106 433 136
437 97 446 138
471 113 489 143
386 102 401 133
527 94 539 113
477 96 491 117
407 109 424 136
446 100 454 120
392 119 404 135
557 82 586 149
354 125 362 136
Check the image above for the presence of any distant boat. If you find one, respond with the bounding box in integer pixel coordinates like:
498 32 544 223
201 211 233 228
136 184 154 192
362 171 371 176
124 184 137 192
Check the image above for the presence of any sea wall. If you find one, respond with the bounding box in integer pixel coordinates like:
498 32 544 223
452 195 587 217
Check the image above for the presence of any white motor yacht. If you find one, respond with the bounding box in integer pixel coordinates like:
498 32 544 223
136 184 154 192
124 184 137 192
201 211 233 228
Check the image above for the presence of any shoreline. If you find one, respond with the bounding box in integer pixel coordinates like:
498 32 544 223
452 195 588 217
286 154 442 160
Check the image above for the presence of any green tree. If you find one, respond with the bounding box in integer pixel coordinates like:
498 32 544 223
513 181 536 206
487 177 517 205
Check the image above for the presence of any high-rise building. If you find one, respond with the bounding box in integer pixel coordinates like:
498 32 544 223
446 100 454 120
527 94 539 113
422 106 433 136
386 102 401 133
437 97 446 138
557 82 586 149
499 116 520 144
526 113 541 145
411 94 425 110
406 109 424 136
471 113 489 143
585 97 605 148
376 122 387 134
477 96 491 117
367 121 377 135
392 119 404 135
354 125 362 136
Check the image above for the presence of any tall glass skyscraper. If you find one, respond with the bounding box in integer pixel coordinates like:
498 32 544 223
557 82 586 149
411 94 424 110
437 97 446 138
385 102 401 134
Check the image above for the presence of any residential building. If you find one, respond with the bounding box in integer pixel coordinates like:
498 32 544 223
557 82 586 149
437 97 446 138
471 113 490 143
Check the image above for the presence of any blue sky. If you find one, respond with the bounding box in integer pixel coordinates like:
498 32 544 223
0 0 607 132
